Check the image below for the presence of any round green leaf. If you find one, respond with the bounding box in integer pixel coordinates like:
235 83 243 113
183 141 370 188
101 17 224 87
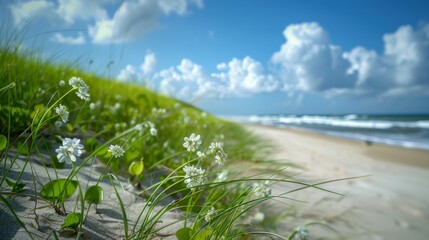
40 179 78 203
176 227 192 240
128 160 144 176
0 135 7 151
85 185 104 204
62 212 82 229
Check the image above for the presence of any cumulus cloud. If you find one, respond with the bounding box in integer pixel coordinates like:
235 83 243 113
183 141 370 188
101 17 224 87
117 52 158 87
212 56 278 97
9 0 107 27
89 0 203 44
271 22 355 92
51 32 86 45
272 22 429 97
344 23 429 96
117 65 139 82
142 52 157 75
56 0 108 24
9 0 203 44
157 59 218 100
10 0 56 27
152 56 278 100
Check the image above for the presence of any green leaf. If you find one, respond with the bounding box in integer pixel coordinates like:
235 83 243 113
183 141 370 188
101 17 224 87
5 177 25 193
128 159 144 176
96 146 110 159
84 185 104 204
30 104 51 125
125 150 140 163
0 135 7 151
176 227 192 240
195 229 213 240
61 212 82 229
40 179 78 203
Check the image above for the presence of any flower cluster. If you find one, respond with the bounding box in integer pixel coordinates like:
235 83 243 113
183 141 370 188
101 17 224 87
183 165 206 189
209 142 228 165
152 108 167 115
252 181 271 198
135 121 157 137
54 104 69 123
108 145 125 158
183 133 202 152
69 76 90 101
55 138 84 164
205 207 216 222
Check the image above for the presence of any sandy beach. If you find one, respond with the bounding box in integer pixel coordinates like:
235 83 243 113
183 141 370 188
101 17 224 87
247 124 429 240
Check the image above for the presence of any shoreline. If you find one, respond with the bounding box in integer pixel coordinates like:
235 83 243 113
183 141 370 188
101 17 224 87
246 123 429 240
247 123 429 169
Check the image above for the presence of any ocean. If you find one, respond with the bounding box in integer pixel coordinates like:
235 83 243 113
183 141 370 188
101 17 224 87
225 114 429 151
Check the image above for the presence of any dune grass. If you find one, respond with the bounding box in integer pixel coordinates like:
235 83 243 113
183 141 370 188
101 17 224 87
0 41 344 239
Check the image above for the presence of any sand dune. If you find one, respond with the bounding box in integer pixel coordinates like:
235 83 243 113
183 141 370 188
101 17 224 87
247 124 429 240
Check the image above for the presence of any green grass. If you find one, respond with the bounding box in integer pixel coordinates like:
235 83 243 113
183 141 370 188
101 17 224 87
0 42 343 239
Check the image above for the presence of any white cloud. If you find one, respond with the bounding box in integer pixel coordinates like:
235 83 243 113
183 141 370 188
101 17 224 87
117 52 158 87
157 59 218 100
56 0 108 24
51 32 85 45
272 22 429 97
153 56 278 100
272 22 355 92
89 0 203 44
212 56 278 97
9 0 203 44
344 23 429 96
117 65 138 82
10 0 56 27
141 52 157 75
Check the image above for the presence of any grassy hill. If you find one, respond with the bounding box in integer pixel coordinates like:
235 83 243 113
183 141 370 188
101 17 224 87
0 45 316 239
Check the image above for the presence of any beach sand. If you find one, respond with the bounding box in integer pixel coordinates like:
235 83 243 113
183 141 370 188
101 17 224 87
247 124 429 240
0 151 181 240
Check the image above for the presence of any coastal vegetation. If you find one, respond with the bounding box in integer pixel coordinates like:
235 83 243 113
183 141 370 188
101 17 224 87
0 40 340 239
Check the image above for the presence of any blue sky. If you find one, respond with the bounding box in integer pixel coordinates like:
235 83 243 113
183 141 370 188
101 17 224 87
2 0 429 115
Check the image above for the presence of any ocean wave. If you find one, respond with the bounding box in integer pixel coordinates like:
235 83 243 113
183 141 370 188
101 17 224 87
242 115 429 130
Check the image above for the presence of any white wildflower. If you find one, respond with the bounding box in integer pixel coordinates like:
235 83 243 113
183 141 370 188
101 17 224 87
135 123 144 132
112 102 120 112
108 145 125 158
55 138 84 164
183 165 206 189
209 142 228 165
150 127 157 136
252 181 271 198
89 102 96 110
152 108 166 115
69 76 90 101
183 133 202 152
215 170 228 182
205 207 216 222
196 151 205 158
59 80 65 87
252 211 265 223
55 104 69 123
